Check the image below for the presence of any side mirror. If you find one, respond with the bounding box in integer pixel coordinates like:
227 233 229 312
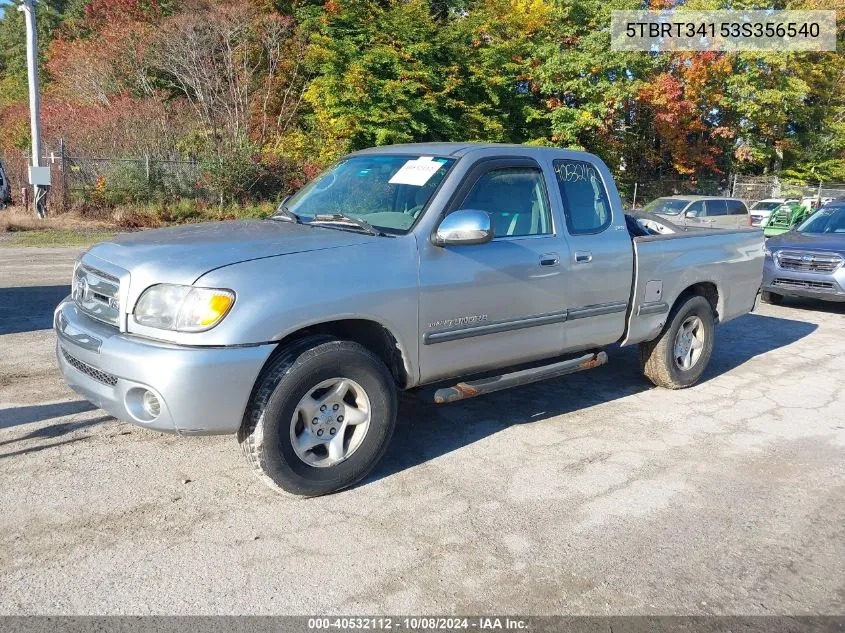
685 209 699 218
433 209 494 246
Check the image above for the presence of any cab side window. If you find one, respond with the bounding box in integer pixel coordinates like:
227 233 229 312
460 167 551 238
553 160 612 235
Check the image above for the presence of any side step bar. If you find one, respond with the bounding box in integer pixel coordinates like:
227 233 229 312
433 351 608 404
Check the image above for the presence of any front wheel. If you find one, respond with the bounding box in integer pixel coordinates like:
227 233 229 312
238 337 398 496
639 294 715 390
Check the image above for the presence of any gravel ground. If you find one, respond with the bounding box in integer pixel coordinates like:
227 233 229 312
0 245 843 615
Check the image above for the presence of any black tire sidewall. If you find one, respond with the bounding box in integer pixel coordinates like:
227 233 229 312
662 296 715 387
259 342 396 495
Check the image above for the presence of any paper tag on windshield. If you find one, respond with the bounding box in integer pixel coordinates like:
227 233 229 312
389 157 442 186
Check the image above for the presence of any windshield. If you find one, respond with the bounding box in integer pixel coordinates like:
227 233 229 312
279 154 455 234
751 201 782 211
641 198 689 215
796 205 845 234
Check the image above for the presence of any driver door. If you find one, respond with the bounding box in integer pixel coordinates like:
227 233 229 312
417 158 570 384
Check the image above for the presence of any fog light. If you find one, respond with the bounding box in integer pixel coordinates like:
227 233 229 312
142 390 161 418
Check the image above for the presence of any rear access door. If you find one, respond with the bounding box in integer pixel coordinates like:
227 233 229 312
545 156 634 351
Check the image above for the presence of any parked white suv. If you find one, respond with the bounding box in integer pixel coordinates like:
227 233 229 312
749 198 799 226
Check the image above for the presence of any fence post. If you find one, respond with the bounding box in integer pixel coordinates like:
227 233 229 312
632 182 638 208
59 138 68 212
145 154 150 181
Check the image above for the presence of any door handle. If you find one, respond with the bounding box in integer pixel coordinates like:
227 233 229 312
540 252 560 267
574 251 593 264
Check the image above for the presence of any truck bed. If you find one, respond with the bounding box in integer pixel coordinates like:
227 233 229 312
621 228 765 346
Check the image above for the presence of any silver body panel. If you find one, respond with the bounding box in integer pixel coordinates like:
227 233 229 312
55 299 275 434
55 143 764 434
762 231 845 302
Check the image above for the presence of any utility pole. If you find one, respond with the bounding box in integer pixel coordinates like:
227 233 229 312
18 0 50 218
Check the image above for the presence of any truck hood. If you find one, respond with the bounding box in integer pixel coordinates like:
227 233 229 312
767 230 845 255
85 219 376 285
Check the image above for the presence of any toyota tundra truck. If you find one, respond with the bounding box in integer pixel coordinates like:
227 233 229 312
55 143 764 496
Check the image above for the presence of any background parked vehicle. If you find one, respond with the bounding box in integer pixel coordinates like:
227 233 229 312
749 198 798 227
762 202 812 238
761 200 845 304
54 143 764 496
0 159 11 208
641 195 749 229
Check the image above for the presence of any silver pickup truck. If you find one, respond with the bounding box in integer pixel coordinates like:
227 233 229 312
55 143 764 496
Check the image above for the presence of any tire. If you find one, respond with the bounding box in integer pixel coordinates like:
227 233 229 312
638 294 715 390
761 291 783 305
238 336 398 496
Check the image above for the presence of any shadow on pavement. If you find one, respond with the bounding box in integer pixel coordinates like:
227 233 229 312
365 311 818 488
0 436 92 460
0 400 97 430
775 296 845 316
0 285 70 335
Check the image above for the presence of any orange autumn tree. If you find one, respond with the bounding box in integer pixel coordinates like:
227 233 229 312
637 52 734 177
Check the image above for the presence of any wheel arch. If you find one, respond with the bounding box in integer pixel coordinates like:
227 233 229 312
262 318 411 390
674 281 720 322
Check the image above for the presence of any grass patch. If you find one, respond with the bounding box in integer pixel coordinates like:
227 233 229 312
2 230 117 248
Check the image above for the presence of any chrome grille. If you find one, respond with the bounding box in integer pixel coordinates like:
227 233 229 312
72 264 122 327
776 251 843 273
61 347 118 386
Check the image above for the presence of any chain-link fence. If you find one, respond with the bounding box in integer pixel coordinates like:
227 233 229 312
5 145 845 215
618 178 731 209
0 147 215 212
731 175 845 205
620 176 845 209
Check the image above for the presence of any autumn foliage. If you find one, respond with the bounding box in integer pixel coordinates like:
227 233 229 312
0 0 843 207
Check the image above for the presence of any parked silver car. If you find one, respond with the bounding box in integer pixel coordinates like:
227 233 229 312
642 195 749 229
761 201 845 304
55 143 764 495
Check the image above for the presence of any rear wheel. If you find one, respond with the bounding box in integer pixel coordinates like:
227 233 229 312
639 294 715 390
761 291 783 305
238 337 397 496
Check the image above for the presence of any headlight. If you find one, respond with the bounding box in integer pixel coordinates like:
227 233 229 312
134 284 235 332
71 258 82 299
764 245 774 258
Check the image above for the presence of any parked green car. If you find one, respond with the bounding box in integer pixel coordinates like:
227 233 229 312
763 202 812 237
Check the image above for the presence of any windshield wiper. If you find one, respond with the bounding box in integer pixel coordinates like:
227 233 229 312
269 205 302 224
311 213 386 236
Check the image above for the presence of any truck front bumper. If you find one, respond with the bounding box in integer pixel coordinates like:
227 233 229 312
761 257 845 302
54 299 275 435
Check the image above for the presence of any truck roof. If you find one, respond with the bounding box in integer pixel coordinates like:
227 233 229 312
352 142 599 160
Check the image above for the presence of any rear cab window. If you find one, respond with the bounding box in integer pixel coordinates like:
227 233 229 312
553 160 612 235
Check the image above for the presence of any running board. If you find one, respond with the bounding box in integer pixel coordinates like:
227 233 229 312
433 351 608 404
